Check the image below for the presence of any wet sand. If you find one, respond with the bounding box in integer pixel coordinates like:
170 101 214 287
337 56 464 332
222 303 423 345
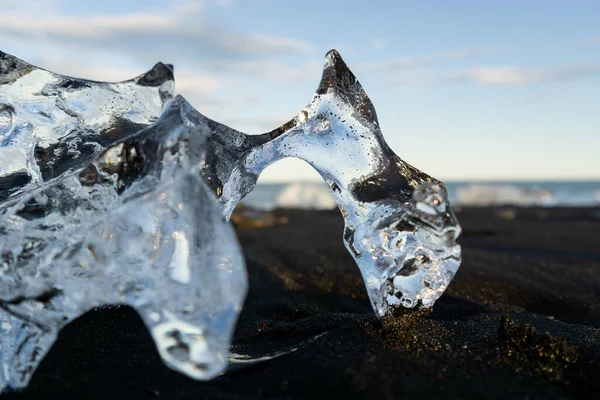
4 206 600 399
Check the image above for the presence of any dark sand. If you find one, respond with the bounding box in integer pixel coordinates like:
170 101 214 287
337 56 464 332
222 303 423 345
3 206 600 399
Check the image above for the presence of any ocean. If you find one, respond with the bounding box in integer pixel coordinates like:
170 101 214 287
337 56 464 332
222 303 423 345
240 180 600 210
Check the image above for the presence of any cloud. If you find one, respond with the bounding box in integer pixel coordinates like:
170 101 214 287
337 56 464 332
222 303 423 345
448 63 600 85
204 58 322 83
0 3 312 63
14 51 221 95
356 48 479 73
449 66 543 85
223 115 290 132
389 69 438 86
0 0 61 13
0 0 321 115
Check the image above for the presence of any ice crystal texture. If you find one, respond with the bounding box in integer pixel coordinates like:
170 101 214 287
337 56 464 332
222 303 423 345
0 48 461 391
189 50 462 317
0 50 174 200
0 53 246 391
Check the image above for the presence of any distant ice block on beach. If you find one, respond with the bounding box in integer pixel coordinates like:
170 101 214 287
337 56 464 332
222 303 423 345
452 182 600 207
455 184 556 206
276 182 337 210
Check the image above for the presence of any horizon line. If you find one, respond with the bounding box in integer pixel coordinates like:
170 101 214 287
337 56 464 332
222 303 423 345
257 177 600 184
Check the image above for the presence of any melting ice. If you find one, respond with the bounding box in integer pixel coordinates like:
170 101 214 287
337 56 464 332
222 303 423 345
0 53 246 390
184 50 462 317
0 49 462 391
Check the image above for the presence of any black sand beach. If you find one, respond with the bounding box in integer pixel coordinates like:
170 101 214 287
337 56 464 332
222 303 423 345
3 206 600 399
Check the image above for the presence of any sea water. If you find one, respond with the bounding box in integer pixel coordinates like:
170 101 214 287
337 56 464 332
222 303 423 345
240 181 600 210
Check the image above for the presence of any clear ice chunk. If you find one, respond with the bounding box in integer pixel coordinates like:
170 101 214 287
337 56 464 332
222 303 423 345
0 97 247 390
1 48 460 320
187 50 462 317
0 50 174 201
0 48 461 391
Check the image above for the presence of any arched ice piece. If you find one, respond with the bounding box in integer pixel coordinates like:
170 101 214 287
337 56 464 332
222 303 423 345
188 50 462 317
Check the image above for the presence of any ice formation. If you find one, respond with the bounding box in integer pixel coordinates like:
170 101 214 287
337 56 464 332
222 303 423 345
184 50 462 317
0 50 174 200
0 48 461 390
0 53 246 390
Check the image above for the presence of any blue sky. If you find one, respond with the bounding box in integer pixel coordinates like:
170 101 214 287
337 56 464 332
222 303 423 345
1 0 598 182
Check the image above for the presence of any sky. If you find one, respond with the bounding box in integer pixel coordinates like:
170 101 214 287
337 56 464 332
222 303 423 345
0 0 599 182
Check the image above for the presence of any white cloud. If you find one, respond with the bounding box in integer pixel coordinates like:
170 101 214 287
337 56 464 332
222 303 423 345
0 0 319 116
0 0 61 14
449 63 600 85
0 3 312 62
357 48 478 73
224 115 290 132
452 66 543 85
380 61 600 87
206 58 322 82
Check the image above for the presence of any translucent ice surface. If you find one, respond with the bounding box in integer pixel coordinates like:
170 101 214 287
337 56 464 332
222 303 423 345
0 48 461 391
0 50 174 201
184 50 462 317
0 95 247 390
